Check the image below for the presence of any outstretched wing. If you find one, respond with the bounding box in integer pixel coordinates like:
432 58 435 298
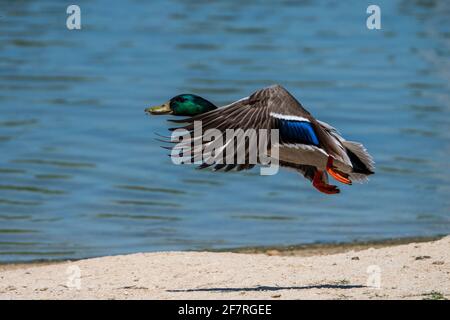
166 84 323 171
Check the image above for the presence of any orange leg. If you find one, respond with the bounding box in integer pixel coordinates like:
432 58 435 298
326 157 352 185
312 170 340 194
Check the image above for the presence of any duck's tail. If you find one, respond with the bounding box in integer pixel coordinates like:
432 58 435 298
343 141 375 183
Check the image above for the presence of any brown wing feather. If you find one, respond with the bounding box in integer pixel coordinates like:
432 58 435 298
169 84 324 171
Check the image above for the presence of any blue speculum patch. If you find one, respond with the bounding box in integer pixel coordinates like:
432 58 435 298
279 120 320 146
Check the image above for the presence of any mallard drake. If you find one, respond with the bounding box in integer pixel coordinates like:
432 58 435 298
145 84 374 194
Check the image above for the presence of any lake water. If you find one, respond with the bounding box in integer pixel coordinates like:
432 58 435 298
0 0 449 262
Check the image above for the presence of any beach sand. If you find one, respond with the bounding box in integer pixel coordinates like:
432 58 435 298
0 236 449 300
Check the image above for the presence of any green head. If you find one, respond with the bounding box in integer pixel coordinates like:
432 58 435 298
145 94 217 116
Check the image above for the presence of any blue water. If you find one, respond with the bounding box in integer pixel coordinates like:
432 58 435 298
0 0 449 262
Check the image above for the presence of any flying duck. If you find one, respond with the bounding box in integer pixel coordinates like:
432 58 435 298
145 84 374 194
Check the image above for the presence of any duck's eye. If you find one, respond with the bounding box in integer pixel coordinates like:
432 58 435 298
176 97 186 102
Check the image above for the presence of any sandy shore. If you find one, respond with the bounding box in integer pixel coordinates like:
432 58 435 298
0 236 449 300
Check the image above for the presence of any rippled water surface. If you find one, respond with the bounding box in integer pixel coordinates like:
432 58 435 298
0 0 450 262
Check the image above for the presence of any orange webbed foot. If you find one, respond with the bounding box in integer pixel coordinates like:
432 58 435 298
326 156 352 185
312 170 340 194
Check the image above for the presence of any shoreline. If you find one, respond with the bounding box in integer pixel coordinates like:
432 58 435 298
0 235 449 299
0 235 444 272
222 235 445 257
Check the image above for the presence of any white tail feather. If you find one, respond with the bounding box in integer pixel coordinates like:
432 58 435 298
342 141 375 183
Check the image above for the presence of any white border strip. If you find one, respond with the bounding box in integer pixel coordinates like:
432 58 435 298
270 112 310 122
